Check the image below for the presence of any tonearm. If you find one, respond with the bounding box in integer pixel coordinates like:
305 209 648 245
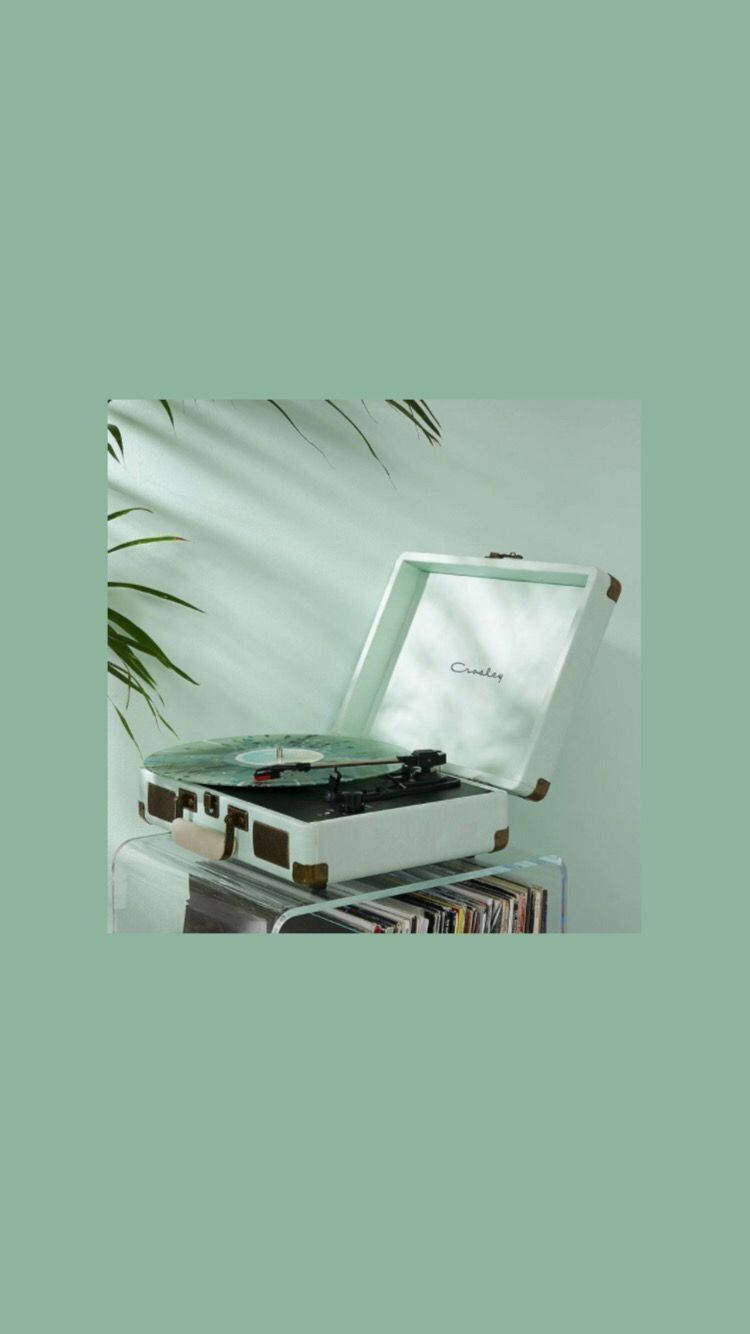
253 748 448 783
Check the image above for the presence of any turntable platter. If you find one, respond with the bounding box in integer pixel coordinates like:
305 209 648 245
144 733 404 787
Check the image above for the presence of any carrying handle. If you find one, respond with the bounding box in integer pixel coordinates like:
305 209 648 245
485 551 524 559
170 808 246 861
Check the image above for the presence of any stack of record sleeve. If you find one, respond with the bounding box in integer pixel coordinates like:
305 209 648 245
185 857 547 933
328 861 548 933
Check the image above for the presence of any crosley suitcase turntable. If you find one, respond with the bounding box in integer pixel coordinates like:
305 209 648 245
139 552 621 887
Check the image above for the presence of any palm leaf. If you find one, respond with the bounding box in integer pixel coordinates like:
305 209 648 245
386 399 439 445
403 399 440 443
385 398 420 428
108 633 161 695
108 608 199 684
268 400 329 459
325 400 391 479
419 399 441 432
108 423 124 459
108 535 186 554
155 710 178 738
110 700 141 752
266 399 441 471
108 661 160 707
107 401 198 749
109 663 150 719
108 581 203 611
109 661 146 694
109 663 174 734
108 507 153 521
108 629 161 689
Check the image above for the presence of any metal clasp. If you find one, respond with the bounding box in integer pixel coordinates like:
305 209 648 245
222 806 249 859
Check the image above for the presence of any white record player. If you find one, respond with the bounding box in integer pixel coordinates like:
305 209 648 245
139 552 621 888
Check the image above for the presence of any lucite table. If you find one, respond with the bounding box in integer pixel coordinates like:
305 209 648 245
111 832 567 934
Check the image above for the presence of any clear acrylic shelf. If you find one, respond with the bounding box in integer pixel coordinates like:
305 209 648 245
111 832 567 934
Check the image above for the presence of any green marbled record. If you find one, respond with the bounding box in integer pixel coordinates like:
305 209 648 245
143 732 404 787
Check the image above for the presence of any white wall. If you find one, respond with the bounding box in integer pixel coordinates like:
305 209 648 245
108 399 640 932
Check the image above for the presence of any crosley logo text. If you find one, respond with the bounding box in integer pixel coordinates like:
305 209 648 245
451 661 504 683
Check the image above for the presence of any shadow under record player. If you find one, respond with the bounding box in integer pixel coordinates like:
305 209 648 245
139 552 621 888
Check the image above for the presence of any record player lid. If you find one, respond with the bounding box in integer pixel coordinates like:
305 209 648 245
334 553 619 798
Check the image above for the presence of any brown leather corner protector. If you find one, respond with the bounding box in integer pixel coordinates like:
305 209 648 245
607 574 622 602
524 778 550 802
493 827 510 851
253 821 290 869
292 862 329 891
147 782 177 822
138 800 147 822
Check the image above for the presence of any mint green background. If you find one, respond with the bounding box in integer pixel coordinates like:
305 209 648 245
5 2 741 1330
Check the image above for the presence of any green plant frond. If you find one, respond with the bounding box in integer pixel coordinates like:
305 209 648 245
108 423 124 458
325 400 392 480
109 666 171 735
403 399 441 443
108 666 169 737
385 399 439 444
108 608 199 685
111 654 160 701
106 399 196 749
155 710 178 737
108 663 153 716
108 608 174 660
140 688 163 728
108 666 167 727
108 661 148 695
108 581 203 611
268 398 443 474
109 699 142 753
108 633 161 694
413 397 437 429
108 506 153 521
108 535 186 554
385 399 417 429
268 400 330 460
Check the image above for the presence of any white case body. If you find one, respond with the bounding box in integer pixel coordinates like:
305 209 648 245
139 768 508 885
139 553 618 886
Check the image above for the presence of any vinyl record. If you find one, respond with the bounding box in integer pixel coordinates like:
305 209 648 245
143 733 403 787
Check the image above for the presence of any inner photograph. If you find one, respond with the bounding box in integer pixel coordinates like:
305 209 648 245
107 399 640 934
